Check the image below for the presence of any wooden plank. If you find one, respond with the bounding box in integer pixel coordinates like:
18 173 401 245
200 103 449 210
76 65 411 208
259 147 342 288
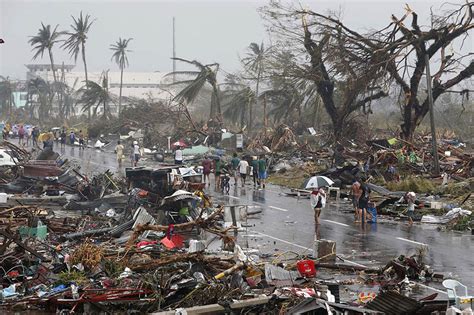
151 296 272 315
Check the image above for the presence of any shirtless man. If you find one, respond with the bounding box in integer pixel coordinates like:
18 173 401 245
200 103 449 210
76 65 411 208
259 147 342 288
351 179 362 220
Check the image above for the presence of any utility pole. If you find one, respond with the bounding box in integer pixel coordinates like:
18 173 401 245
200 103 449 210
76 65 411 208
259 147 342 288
173 17 176 83
424 53 440 176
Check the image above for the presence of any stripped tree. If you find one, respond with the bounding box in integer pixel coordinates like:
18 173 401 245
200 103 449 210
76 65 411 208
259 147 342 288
385 2 473 139
262 2 389 141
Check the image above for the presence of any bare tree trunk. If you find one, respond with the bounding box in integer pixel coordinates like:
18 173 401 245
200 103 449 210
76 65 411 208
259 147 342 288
212 84 221 118
48 49 58 84
82 42 90 120
119 66 124 117
252 66 261 129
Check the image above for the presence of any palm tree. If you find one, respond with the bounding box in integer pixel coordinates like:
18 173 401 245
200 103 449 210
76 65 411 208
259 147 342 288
110 37 132 117
62 11 94 117
221 85 255 129
79 74 113 119
27 77 52 122
0 76 16 119
28 23 62 84
242 42 268 128
166 58 222 119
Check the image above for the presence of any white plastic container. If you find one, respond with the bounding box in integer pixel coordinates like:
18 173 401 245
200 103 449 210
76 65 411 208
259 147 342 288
0 193 8 204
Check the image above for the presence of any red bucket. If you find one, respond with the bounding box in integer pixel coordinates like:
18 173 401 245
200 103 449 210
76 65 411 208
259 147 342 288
297 260 316 278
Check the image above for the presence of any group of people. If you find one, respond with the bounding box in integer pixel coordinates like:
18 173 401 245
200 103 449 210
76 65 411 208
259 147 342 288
351 178 372 223
114 140 141 168
62 129 86 149
199 154 268 190
2 124 40 147
351 177 416 225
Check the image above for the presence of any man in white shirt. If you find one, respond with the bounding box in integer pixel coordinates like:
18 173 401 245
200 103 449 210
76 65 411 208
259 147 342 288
133 141 140 167
174 146 183 165
238 158 249 187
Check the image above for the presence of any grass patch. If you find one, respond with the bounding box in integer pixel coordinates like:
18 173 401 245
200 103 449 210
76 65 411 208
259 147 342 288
448 214 473 231
386 177 436 193
268 161 324 189
268 174 305 189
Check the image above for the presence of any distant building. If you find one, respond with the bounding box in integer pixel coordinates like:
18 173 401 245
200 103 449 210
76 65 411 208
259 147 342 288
25 64 174 116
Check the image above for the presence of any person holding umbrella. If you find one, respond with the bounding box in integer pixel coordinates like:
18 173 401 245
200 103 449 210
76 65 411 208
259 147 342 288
310 187 326 225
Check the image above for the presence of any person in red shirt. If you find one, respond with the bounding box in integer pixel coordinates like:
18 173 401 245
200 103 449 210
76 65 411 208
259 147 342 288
201 156 212 187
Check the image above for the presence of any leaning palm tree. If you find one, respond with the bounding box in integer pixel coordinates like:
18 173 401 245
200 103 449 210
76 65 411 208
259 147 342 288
62 11 94 117
241 42 268 128
110 37 132 117
28 23 62 83
166 58 222 119
78 75 113 119
27 77 52 122
221 85 255 129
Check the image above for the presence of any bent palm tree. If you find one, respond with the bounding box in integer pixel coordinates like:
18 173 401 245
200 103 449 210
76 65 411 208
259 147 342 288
29 23 62 84
79 75 112 119
110 37 132 116
221 85 255 129
62 11 94 117
27 77 52 122
166 58 221 119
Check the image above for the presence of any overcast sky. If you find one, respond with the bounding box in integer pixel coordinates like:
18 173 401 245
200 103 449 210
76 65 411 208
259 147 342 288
0 0 465 80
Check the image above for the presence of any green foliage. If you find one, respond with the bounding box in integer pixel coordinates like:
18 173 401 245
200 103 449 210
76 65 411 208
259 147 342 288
28 23 62 61
57 271 88 286
110 38 132 69
450 215 473 231
78 77 113 119
166 58 221 118
62 12 94 62
386 176 436 193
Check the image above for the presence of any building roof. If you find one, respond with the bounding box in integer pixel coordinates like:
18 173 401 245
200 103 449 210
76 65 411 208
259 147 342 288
25 64 75 71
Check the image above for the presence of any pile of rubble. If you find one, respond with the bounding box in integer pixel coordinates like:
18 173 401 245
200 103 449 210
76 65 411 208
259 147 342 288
1 139 471 314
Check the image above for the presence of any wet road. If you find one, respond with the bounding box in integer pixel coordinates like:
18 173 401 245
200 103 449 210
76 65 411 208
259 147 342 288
58 144 474 295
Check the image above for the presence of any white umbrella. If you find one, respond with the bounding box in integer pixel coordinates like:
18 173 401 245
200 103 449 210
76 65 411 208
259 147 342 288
304 176 334 189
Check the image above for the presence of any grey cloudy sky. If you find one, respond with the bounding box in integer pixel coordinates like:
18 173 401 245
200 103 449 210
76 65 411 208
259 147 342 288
0 0 461 80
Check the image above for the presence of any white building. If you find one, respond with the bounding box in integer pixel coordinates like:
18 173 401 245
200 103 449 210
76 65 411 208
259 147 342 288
25 64 174 116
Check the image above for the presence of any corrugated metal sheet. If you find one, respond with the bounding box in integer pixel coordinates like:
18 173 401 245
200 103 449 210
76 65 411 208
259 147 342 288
133 207 156 228
366 291 420 314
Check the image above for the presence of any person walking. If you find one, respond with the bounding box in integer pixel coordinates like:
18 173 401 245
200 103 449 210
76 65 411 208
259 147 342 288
78 130 85 150
357 178 371 223
257 155 267 189
32 127 39 147
310 187 326 225
202 156 212 187
238 157 249 187
115 140 124 167
133 141 141 167
174 145 183 165
26 126 32 146
231 153 240 185
69 131 76 146
251 156 259 188
60 129 67 149
18 125 25 146
214 157 222 190
351 179 362 220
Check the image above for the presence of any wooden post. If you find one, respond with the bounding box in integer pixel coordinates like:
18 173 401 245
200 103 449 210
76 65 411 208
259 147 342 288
314 239 336 263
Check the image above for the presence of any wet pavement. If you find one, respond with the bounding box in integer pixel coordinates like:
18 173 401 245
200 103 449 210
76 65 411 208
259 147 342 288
54 143 474 295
